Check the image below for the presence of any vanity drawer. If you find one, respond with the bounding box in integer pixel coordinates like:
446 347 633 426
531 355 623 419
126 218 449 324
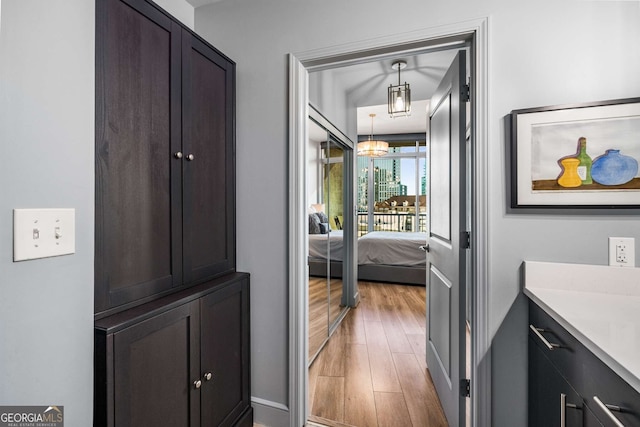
529 301 584 387
529 300 640 426
581 349 640 427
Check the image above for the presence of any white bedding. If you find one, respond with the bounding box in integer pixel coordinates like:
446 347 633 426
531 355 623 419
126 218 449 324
309 230 426 267
308 230 344 261
358 231 426 267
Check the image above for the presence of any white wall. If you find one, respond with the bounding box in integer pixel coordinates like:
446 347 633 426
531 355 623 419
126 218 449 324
0 1 198 426
0 1 94 425
154 0 194 29
195 1 640 425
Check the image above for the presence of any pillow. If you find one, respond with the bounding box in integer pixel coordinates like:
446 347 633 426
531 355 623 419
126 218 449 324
309 213 321 234
315 211 328 224
319 223 330 234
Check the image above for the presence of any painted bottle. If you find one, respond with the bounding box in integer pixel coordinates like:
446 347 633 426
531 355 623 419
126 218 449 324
557 158 582 188
576 137 592 185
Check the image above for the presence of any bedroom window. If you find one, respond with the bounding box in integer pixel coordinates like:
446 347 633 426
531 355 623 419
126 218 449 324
357 139 427 236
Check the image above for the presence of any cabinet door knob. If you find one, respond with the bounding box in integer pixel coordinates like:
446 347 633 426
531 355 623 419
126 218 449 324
204 372 213 381
174 152 183 159
194 379 202 389
186 154 195 161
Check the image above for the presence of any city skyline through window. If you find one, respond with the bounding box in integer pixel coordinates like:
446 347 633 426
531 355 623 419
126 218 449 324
357 140 427 235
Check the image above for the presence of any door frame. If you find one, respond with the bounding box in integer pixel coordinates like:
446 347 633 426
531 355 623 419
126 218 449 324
288 17 491 427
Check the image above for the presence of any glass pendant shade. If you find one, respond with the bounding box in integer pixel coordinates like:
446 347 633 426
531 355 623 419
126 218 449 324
357 139 389 157
358 113 388 157
388 60 411 117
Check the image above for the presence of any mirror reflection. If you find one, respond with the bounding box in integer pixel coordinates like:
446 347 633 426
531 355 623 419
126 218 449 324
307 108 352 363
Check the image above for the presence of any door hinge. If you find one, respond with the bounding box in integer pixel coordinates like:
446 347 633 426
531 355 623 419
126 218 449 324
461 378 471 397
461 231 471 249
461 84 470 102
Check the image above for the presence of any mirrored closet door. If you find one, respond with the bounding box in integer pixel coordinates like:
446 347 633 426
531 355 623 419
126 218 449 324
307 105 354 363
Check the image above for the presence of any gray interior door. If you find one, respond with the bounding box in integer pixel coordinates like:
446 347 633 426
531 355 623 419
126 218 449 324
426 50 467 426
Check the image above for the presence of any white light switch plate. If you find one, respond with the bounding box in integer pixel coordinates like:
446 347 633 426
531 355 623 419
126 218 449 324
13 209 75 261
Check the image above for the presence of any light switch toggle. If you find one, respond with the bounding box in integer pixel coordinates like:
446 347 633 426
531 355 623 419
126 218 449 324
14 209 75 261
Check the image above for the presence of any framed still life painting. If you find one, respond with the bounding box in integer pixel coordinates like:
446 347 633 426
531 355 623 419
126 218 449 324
510 97 640 209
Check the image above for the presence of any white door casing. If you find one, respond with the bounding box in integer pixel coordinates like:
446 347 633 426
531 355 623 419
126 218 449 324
288 18 490 427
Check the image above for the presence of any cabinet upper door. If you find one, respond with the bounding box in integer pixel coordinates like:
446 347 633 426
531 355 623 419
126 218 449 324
95 0 183 314
181 30 236 284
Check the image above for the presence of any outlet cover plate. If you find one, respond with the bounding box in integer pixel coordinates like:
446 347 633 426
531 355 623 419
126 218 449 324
608 237 635 268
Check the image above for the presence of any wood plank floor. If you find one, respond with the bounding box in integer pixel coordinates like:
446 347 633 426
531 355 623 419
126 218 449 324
309 281 448 427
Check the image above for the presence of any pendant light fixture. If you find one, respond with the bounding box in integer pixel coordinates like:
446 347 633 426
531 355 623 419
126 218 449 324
388 60 411 117
357 113 389 157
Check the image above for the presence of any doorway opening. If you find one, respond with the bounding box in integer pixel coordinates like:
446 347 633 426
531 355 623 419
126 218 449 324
289 19 490 427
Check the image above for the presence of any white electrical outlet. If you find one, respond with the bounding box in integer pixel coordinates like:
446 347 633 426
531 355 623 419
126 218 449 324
13 208 75 261
608 237 635 267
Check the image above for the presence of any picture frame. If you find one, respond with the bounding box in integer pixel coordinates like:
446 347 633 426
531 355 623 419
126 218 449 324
510 97 640 209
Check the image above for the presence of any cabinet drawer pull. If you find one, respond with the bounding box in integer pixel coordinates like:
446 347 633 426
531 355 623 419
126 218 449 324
593 396 624 427
203 372 212 381
174 151 183 159
529 324 561 350
560 393 581 427
186 154 195 161
194 379 202 389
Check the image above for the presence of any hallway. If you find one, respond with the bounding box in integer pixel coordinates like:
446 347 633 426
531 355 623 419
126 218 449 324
309 281 447 426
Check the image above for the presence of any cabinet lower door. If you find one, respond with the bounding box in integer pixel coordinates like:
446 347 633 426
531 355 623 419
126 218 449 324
199 278 250 426
529 337 583 427
114 302 200 427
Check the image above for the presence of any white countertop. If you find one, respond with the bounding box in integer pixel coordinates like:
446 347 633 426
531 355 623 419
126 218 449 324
523 261 640 393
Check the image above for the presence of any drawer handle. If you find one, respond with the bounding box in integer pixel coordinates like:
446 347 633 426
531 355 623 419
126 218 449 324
194 379 202 389
560 393 581 427
203 372 213 381
593 396 624 427
529 324 561 350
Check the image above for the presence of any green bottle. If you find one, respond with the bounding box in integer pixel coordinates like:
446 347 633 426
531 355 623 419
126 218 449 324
576 137 592 185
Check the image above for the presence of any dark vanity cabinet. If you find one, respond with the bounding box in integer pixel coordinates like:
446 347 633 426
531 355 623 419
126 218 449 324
95 0 235 316
94 0 248 425
529 300 640 427
95 274 252 427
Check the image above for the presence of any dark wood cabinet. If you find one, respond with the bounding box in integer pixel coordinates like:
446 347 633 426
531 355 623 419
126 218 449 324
529 300 640 427
95 0 235 316
94 1 247 425
95 273 252 427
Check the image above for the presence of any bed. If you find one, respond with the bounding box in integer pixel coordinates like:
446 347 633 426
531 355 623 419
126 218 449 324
308 231 427 285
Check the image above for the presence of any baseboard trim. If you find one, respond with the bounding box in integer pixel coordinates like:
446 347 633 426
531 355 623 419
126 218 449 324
251 396 290 426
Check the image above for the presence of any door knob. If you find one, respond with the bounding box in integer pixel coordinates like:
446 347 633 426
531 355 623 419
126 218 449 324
203 372 213 381
186 154 195 161
419 245 430 252
174 152 183 159
194 379 202 389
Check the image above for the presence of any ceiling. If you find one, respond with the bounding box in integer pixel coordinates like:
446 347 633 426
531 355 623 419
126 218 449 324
185 0 221 7
309 48 462 136
185 2 464 137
